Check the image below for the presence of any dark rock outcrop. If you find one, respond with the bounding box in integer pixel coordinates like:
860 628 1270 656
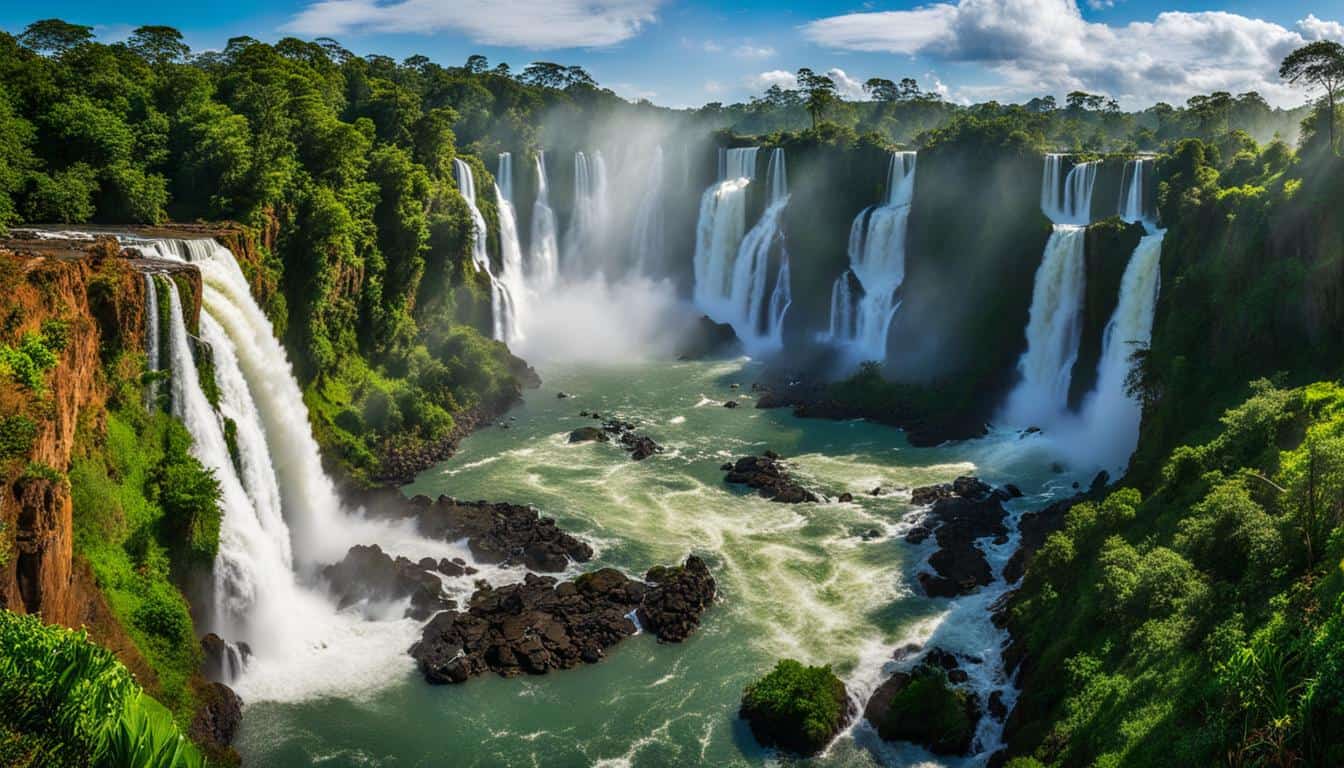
864 660 981 756
322 544 453 620
908 477 1012 597
188 681 243 754
367 493 594 573
410 556 715 683
571 417 664 461
723 454 819 503
568 426 609 443
636 557 716 643
675 315 740 360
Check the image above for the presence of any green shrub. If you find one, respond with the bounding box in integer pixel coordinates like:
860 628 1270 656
0 414 37 459
868 665 978 755
739 659 848 755
132 584 192 643
150 421 221 565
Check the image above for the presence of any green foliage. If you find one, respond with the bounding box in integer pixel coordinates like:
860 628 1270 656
0 610 202 768
740 659 847 755
869 665 977 755
149 420 221 566
0 414 37 459
0 328 62 392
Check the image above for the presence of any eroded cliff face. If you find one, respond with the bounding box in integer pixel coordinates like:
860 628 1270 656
0 238 201 630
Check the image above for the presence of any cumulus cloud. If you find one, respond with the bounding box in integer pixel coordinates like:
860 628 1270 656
749 69 799 91
827 67 867 99
801 0 1344 107
1298 13 1344 41
283 0 662 48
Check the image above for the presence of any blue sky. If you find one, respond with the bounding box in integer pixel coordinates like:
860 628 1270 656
3 0 1342 109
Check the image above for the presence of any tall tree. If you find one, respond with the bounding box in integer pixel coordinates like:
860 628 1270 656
127 26 190 66
796 68 838 129
18 19 93 55
1280 41 1344 154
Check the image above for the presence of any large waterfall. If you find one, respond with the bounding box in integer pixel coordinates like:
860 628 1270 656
453 158 517 343
563 151 611 277
825 151 917 361
1117 157 1152 221
530 151 560 290
1001 157 1097 427
125 236 462 701
494 153 526 343
693 147 792 352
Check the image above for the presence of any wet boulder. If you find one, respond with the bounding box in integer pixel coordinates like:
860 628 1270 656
322 544 452 620
723 454 819 503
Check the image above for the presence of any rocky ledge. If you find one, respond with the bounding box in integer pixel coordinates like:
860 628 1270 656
363 491 594 573
322 544 456 620
410 556 715 683
752 380 988 448
864 649 983 756
721 451 819 503
905 476 1020 597
569 414 663 461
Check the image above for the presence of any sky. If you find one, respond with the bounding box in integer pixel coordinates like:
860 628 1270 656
3 0 1343 110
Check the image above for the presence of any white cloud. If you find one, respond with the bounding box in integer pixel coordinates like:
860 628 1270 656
704 80 724 95
733 44 776 59
1298 14 1344 41
801 0 1344 107
702 40 724 53
283 0 662 49
749 69 799 92
827 67 867 99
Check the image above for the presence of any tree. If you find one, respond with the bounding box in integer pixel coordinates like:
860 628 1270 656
1279 41 1344 153
796 68 838 129
898 77 921 100
18 19 93 55
127 25 189 66
464 54 488 74
864 77 897 102
1025 95 1057 113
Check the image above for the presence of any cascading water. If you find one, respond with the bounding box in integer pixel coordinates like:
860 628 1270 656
124 235 468 701
1071 231 1163 473
630 145 665 275
693 147 791 352
143 273 161 407
494 153 526 343
563 150 611 277
825 151 917 361
454 158 517 343
1002 157 1098 427
1117 157 1152 222
530 152 560 290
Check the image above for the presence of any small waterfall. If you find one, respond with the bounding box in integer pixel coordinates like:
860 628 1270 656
825 151 917 361
693 147 791 352
530 152 560 290
563 150 611 277
454 158 517 342
1073 230 1164 473
1117 158 1151 222
143 273 161 407
494 153 526 343
1002 156 1099 427
1041 154 1098 225
630 145 665 275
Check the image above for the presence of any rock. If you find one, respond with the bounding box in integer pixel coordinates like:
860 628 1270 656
322 544 452 620
723 454 819 503
675 315 741 360
557 392 572 399
411 557 713 684
988 690 1008 721
740 659 854 756
861 528 881 541
905 525 932 545
723 400 739 408
568 426 609 443
1003 483 1024 498
637 556 716 642
619 431 662 461
869 487 884 496
188 681 243 754
200 633 249 683
390 495 594 573
839 492 854 503
864 662 981 756
730 383 740 389
912 478 1010 597
438 559 466 577
892 642 923 661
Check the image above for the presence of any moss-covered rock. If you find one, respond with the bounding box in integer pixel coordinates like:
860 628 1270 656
739 659 852 755
863 663 981 756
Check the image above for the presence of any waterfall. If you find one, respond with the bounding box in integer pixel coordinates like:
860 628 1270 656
1117 158 1151 222
1041 154 1098 225
530 151 560 290
1072 230 1164 473
494 153 526 343
563 150 611 277
825 151 917 361
1001 157 1099 427
453 158 517 342
693 147 791 352
123 235 463 701
630 145 665 275
143 274 161 407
